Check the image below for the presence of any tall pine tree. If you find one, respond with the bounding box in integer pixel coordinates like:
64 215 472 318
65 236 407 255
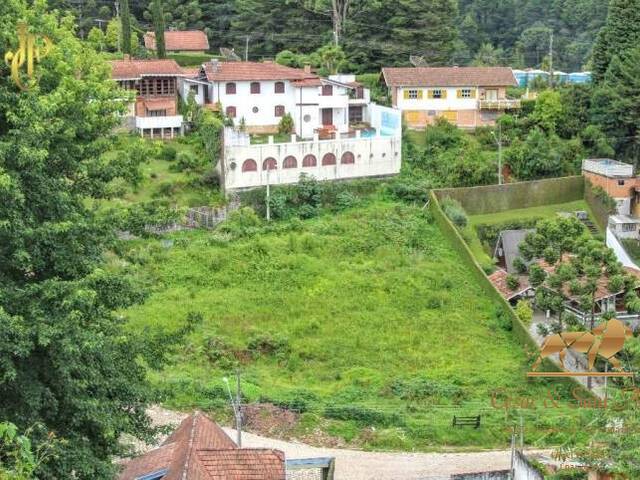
120 0 131 54
592 0 640 82
152 0 167 59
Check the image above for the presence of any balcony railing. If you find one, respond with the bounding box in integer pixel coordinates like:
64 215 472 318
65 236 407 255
135 115 184 129
478 99 521 110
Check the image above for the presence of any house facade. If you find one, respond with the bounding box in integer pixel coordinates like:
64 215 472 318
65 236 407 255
144 30 210 54
583 158 637 216
110 57 185 139
184 60 371 139
381 66 520 128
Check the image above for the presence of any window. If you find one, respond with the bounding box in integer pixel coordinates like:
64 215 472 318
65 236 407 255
407 89 420 100
341 152 355 164
622 223 637 232
349 106 363 124
225 106 236 118
250 82 261 94
322 153 336 166
263 157 277 170
242 159 257 172
226 82 236 94
303 114 311 123
283 156 297 168
274 81 285 93
618 179 626 186
302 154 317 167
252 106 259 113
322 84 333 96
189 85 199 94
431 89 444 99
275 105 285 117
148 109 167 117
460 88 473 98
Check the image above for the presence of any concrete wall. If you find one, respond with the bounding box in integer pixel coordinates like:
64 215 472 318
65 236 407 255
513 451 544 480
434 176 585 216
451 471 509 480
221 131 401 190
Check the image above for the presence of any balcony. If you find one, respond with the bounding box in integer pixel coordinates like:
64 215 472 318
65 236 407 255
478 99 521 110
135 115 184 130
318 94 350 109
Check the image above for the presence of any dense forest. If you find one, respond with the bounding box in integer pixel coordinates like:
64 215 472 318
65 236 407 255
50 0 607 72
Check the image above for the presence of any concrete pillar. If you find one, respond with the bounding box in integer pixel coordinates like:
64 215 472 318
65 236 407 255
356 130 361 139
313 133 319 143
268 135 274 144
291 134 297 143
150 128 153 140
336 131 341 140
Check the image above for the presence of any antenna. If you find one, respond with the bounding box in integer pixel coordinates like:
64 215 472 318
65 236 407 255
220 47 241 62
410 55 428 67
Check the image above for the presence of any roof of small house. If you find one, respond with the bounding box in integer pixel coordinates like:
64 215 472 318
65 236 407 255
110 58 184 80
609 215 640 225
202 60 320 82
494 229 535 274
488 268 532 300
144 30 210 52
381 66 518 87
118 412 285 480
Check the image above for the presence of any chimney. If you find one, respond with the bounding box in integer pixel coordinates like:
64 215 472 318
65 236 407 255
210 59 220 72
304 65 311 73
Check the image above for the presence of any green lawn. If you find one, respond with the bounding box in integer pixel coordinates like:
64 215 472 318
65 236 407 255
120 201 586 450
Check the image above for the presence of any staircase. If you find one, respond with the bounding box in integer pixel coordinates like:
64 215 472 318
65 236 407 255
579 217 599 235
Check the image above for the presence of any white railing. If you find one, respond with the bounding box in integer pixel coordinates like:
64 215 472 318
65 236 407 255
478 99 521 110
135 115 183 129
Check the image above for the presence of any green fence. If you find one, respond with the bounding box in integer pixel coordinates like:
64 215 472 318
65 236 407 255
434 176 585 215
584 179 612 232
429 191 590 394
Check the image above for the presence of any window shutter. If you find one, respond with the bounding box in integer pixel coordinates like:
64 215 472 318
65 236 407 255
442 90 448 99
457 89 462 99
404 90 410 100
470 89 476 99
427 90 434 99
417 90 423 100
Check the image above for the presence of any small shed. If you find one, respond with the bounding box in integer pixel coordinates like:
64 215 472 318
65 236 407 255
608 214 640 240
494 229 534 273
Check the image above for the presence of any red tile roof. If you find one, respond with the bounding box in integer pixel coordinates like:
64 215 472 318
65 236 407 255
110 59 184 79
182 66 202 78
144 30 210 52
488 268 532 300
381 66 518 87
203 61 320 82
119 412 285 480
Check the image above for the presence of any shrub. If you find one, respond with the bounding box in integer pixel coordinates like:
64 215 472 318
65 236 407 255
200 168 220 187
441 197 468 228
203 335 235 366
537 323 550 337
512 257 527 274
218 207 261 238
247 333 290 358
491 306 513 331
515 300 533 325
335 191 359 210
161 144 177 161
529 264 547 287
324 405 402 427
506 274 520 291
608 274 625 293
278 113 295 135
174 150 200 172
389 377 463 401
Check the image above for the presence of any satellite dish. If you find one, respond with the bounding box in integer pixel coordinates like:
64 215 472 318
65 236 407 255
220 47 241 61
410 55 428 67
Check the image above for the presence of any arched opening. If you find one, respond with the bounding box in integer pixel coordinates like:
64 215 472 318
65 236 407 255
302 154 317 167
283 156 297 168
263 157 277 170
322 153 336 166
242 159 257 172
341 152 355 164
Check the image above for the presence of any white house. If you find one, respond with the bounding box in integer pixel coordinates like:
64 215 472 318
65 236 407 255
182 60 372 139
381 66 520 129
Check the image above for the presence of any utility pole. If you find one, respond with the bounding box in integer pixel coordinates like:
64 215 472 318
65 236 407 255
244 36 249 61
492 124 503 185
549 30 554 88
223 373 242 447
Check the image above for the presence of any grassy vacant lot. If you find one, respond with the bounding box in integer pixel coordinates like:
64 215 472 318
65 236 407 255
120 200 586 450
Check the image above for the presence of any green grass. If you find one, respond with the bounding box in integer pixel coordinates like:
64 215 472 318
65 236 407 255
468 200 591 227
250 133 295 145
120 200 586 450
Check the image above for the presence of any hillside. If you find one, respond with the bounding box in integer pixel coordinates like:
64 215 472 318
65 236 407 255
119 199 587 450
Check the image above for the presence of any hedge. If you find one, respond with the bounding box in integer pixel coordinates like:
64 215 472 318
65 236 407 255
584 179 613 232
434 176 584 215
428 190 591 395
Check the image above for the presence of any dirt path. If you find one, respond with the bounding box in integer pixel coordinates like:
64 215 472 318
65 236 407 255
146 406 537 480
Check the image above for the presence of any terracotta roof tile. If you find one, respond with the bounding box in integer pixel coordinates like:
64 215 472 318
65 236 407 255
144 30 210 51
110 59 184 79
119 413 285 480
203 61 320 82
488 269 531 300
382 66 518 87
